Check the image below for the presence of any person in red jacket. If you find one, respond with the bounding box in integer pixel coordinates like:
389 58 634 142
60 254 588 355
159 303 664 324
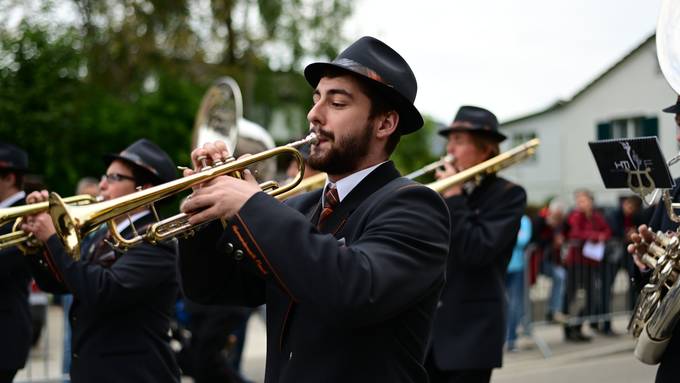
563 189 611 341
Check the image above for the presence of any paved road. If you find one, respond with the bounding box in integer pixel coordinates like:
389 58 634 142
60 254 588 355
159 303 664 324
16 307 660 383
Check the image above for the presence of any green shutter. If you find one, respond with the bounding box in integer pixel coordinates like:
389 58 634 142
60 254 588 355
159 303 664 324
642 117 659 137
597 122 612 140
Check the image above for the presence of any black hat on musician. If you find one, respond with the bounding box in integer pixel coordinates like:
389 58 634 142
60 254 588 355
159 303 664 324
662 95 680 114
103 139 177 185
437 105 507 143
304 36 423 134
0 142 28 172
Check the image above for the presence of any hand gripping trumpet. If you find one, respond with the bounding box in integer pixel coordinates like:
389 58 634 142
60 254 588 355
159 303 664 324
48 133 318 259
404 154 455 180
425 138 539 193
0 194 98 254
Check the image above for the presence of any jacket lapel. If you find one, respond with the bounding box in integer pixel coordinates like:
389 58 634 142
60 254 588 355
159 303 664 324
318 161 401 235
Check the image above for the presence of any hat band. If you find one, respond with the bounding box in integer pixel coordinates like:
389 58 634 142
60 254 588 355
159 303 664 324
119 151 160 176
333 58 392 88
449 122 488 130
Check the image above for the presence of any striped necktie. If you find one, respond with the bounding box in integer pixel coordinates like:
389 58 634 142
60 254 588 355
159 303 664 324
318 184 339 228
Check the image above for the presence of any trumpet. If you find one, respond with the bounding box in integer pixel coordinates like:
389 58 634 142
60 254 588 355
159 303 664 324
426 138 539 193
48 134 318 259
0 194 98 254
404 154 455 180
275 154 457 200
275 172 328 201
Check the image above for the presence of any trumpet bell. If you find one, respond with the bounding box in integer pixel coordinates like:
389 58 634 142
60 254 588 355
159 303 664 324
48 134 319 257
50 193 86 260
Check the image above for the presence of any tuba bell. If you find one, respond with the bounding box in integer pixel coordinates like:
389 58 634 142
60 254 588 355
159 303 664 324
627 0 680 365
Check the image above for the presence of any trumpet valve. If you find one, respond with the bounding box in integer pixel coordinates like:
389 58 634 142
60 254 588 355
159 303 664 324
197 155 210 171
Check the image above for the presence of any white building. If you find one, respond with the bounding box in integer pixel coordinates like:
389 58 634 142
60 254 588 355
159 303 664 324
499 34 678 207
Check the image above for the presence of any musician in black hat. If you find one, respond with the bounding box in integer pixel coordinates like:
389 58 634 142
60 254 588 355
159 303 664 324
177 36 450 382
21 138 181 383
628 95 680 383
426 106 527 383
0 142 32 383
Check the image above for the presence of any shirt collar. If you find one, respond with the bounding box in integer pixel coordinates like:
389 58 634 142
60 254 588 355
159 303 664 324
0 190 26 208
115 210 151 233
322 161 387 207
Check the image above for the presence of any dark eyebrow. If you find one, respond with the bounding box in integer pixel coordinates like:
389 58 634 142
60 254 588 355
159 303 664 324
313 88 354 99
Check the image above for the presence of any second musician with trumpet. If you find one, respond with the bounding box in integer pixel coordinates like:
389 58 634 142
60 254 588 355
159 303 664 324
177 36 450 382
426 106 527 383
21 139 181 383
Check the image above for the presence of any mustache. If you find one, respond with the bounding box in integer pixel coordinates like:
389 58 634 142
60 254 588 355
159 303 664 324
310 126 334 141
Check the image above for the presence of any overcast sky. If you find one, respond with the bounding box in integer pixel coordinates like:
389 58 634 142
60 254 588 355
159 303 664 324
343 0 661 123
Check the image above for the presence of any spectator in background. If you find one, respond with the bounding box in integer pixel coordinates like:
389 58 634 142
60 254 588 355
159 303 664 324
564 189 611 342
505 214 532 352
74 177 99 198
533 198 568 324
605 195 643 312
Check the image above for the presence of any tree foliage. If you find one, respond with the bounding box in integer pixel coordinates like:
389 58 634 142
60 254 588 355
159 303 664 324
0 0 352 194
0 0 441 196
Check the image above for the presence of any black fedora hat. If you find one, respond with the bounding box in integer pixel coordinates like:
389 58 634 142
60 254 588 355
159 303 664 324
663 95 680 114
103 139 177 184
304 36 423 134
0 142 28 172
437 105 506 143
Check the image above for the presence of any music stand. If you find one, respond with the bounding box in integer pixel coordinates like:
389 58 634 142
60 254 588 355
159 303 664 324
588 137 674 203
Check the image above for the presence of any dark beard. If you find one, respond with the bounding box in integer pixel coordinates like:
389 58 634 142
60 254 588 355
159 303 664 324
308 121 373 175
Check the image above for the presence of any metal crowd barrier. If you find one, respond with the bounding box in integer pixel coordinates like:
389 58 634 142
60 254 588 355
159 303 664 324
15 295 68 383
515 239 635 358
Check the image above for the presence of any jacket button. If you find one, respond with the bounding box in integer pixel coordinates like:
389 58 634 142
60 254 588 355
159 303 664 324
224 243 234 255
73 353 79 359
234 249 244 261
289 352 293 360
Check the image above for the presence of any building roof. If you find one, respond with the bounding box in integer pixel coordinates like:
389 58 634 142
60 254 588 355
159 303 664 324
502 33 656 127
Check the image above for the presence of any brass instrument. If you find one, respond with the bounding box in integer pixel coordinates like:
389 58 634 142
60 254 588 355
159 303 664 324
404 154 455 180
426 138 539 193
0 194 98 254
275 172 328 201
48 134 318 259
628 0 680 364
192 77 241 153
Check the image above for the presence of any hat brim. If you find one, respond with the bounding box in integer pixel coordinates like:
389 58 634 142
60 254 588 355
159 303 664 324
663 103 680 114
304 62 424 135
437 126 507 143
0 166 27 173
103 153 163 184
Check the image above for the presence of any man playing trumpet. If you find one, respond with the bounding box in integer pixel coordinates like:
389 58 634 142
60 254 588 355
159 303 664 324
21 139 181 383
426 106 527 383
177 36 450 382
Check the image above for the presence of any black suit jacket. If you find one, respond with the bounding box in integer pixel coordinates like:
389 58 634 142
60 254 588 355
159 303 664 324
179 161 450 383
429 175 526 370
0 196 32 371
26 214 180 383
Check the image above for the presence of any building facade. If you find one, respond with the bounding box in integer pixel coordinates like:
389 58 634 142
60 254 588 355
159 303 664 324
499 35 678 207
